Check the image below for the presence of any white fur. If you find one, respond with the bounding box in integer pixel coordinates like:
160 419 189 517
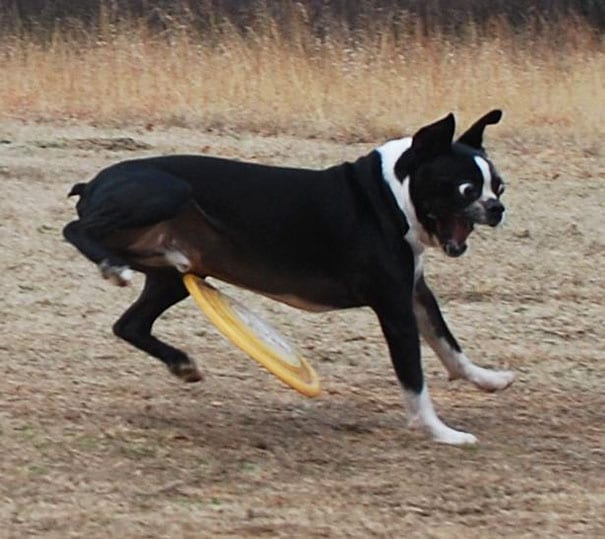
165 250 192 273
405 386 477 445
414 298 515 390
474 155 507 226
377 138 431 247
430 339 515 391
474 156 496 201
120 267 133 282
376 138 436 279
99 261 133 286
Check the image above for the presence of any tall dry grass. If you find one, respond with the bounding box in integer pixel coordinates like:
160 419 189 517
1 10 603 140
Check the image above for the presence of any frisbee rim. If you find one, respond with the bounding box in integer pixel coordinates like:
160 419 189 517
183 274 320 397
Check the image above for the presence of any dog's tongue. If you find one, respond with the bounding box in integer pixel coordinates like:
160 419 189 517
451 218 473 244
437 216 473 256
437 216 472 243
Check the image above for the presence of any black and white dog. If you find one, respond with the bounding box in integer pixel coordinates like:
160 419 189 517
63 110 514 445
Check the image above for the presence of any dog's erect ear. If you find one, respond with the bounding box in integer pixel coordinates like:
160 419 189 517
411 113 456 161
394 113 455 181
457 109 502 150
395 112 456 181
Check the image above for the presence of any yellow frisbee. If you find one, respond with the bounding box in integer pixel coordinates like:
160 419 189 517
183 274 320 397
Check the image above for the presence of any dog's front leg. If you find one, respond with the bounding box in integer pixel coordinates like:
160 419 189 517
413 275 515 392
373 292 477 445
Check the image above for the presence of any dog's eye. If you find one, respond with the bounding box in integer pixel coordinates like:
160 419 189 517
495 183 505 196
458 183 475 198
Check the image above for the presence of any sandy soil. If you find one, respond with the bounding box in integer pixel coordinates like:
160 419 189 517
0 120 604 538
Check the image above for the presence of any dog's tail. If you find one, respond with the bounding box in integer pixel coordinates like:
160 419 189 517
68 182 87 198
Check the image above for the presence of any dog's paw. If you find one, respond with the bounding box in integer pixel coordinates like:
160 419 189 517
408 415 478 445
410 419 478 445
469 367 516 392
432 426 478 446
99 260 133 287
168 359 203 383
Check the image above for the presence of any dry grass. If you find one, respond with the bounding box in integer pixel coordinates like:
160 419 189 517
1 12 604 140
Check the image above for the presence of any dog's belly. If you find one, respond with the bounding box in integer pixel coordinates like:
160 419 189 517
105 207 356 312
258 292 334 312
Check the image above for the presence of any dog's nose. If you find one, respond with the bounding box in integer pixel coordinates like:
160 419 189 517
485 199 505 225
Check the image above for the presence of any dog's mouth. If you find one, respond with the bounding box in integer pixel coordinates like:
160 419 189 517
433 214 474 257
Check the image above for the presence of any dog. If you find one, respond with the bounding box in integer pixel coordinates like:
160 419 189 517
63 110 515 445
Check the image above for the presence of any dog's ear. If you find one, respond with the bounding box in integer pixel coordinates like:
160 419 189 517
411 113 456 160
395 113 455 180
457 109 502 149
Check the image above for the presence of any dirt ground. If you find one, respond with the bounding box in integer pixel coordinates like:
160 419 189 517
0 120 603 538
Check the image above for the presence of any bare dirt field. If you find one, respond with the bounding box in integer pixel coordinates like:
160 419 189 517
0 121 603 538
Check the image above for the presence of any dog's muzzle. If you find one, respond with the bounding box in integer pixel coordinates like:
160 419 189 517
483 199 505 227
443 239 468 257
433 215 473 258
436 199 505 258
465 198 505 227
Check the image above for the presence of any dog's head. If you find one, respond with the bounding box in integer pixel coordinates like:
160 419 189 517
387 110 505 257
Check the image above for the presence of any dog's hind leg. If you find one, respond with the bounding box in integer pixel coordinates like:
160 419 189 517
413 275 515 392
63 169 192 284
113 271 202 382
63 218 133 286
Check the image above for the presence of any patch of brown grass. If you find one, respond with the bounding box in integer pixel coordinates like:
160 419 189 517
1 11 603 140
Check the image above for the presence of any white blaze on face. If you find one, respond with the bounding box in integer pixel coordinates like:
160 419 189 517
473 155 497 201
473 155 506 226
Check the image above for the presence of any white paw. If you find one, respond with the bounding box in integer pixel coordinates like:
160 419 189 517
405 386 479 446
408 415 478 445
469 367 516 392
99 261 133 287
432 426 478 446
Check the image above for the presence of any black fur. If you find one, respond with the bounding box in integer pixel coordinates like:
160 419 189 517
63 111 509 443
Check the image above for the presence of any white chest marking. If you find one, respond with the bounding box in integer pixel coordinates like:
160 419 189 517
376 138 433 281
